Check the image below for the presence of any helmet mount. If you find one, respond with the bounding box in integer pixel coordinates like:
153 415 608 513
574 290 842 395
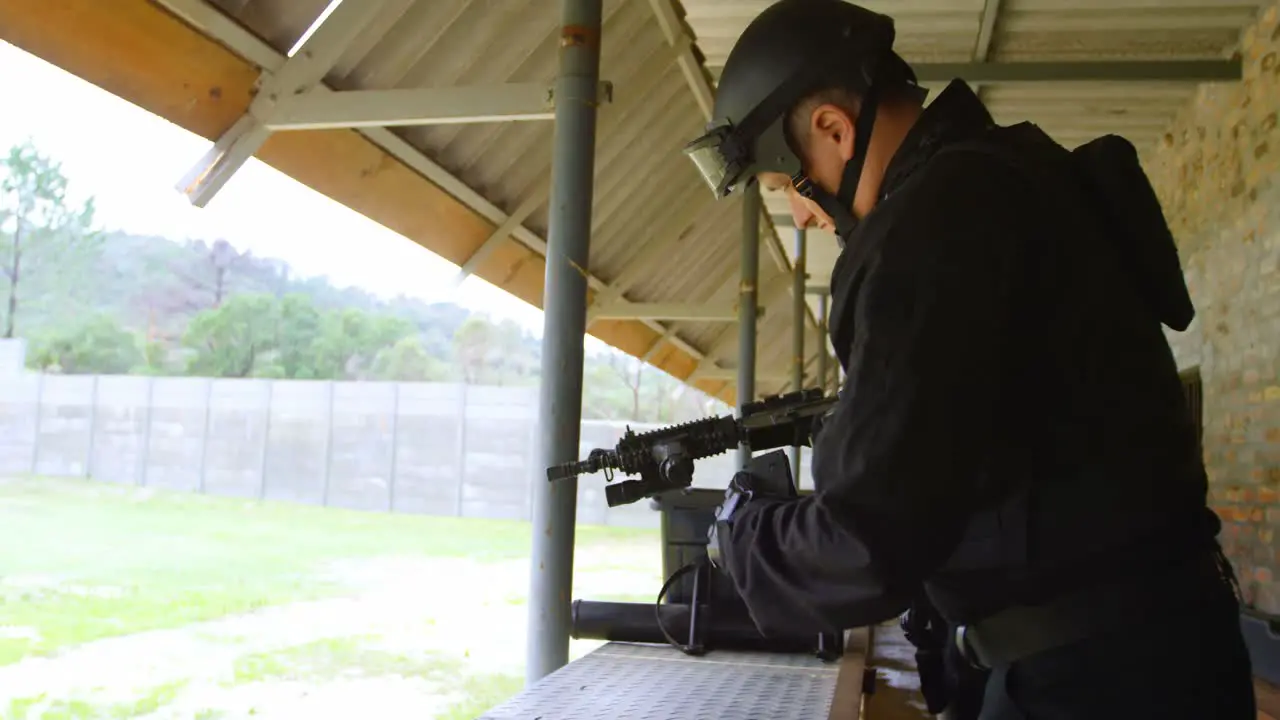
682 0 921 241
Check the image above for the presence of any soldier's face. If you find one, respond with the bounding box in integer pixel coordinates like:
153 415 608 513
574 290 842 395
756 172 836 233
756 101 859 232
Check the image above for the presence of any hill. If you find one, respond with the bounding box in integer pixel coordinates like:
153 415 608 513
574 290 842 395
0 140 722 423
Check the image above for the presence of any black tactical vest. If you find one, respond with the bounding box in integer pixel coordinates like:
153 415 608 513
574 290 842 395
878 124 1214 625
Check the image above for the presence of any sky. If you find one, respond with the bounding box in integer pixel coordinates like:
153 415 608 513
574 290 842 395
0 39 587 343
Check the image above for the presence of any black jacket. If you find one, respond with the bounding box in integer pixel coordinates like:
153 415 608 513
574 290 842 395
718 80 1214 635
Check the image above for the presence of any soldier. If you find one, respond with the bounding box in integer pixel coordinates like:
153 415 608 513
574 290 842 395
694 1 1256 717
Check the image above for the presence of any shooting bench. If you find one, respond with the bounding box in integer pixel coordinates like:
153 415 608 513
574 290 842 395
477 627 874 720
504 404 898 719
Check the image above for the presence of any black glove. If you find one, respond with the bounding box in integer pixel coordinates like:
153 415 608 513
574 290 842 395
809 407 831 445
901 598 952 715
705 471 769 569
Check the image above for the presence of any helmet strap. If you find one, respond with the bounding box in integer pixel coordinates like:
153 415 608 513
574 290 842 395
809 84 882 243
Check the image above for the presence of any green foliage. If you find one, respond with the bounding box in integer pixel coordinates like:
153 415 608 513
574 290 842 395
276 292 322 379
183 293 280 378
372 335 453 382
140 339 168 375
452 314 494 383
27 313 143 375
0 139 100 339
450 314 538 386
490 317 538 386
580 350 702 423
312 306 415 380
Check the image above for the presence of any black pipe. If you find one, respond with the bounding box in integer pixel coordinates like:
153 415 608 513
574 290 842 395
571 600 835 656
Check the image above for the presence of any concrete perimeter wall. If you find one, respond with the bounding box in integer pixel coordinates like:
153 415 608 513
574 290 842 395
1146 1 1280 612
0 341 814 529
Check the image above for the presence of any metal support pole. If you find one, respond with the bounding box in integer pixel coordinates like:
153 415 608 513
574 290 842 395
817 293 829 395
790 228 806 481
527 0 603 685
737 185 761 470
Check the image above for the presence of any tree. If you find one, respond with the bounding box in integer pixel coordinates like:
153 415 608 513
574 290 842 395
276 292 323 379
312 307 415 380
372 336 452 382
174 238 252 310
640 366 684 423
582 350 647 420
27 313 143 375
139 338 169 375
608 351 644 420
0 140 98 338
452 314 495 384
489 318 537 386
182 293 280 377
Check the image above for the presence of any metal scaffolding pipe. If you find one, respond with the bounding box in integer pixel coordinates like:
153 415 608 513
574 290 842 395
817 293 828 395
527 0 603 685
737 186 761 469
790 227 806 481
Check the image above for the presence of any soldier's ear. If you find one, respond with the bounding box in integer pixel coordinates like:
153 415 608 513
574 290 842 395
809 103 857 163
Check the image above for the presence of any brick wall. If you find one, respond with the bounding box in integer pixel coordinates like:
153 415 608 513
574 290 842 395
1143 2 1280 613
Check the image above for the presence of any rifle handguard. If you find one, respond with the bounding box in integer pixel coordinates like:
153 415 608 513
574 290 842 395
547 388 836 506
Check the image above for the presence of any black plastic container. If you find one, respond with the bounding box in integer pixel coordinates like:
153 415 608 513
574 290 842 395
650 488 736 605
571 599 823 654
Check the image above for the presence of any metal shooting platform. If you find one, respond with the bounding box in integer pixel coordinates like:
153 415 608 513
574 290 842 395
479 634 872 720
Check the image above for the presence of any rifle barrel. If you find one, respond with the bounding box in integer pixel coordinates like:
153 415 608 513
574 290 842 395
546 462 584 482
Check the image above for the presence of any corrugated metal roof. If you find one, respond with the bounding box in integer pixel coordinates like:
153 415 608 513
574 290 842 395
130 0 1274 397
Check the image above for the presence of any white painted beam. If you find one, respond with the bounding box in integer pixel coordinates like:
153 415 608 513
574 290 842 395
686 0 1268 17
710 60 1243 84
454 38 682 285
698 369 788 383
920 60 1243 84
686 272 794 381
176 114 272 209
161 0 394 206
264 84 556 130
452 184 547 286
642 329 675 362
968 0 1004 106
584 190 711 317
590 301 739 322
645 0 713 119
974 0 1004 63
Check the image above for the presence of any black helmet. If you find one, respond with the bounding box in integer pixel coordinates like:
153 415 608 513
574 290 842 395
683 0 922 238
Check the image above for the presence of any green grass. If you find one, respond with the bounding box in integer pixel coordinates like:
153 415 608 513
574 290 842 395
441 673 527 720
228 635 431 684
4 681 187 720
225 634 525 718
0 475 656 665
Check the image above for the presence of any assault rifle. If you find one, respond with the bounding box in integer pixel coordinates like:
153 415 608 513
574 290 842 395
547 387 836 507
556 388 841 659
